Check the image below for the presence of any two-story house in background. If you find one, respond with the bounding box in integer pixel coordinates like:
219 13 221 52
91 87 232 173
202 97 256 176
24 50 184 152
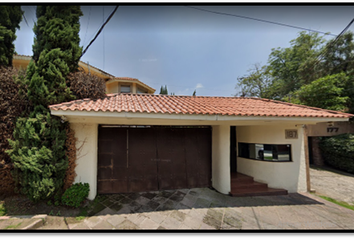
13 54 156 95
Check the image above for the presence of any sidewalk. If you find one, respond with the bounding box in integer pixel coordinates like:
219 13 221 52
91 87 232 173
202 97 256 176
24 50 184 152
1 188 354 230
310 166 354 204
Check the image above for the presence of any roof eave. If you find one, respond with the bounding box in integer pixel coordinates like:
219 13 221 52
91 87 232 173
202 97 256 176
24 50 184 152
50 109 350 123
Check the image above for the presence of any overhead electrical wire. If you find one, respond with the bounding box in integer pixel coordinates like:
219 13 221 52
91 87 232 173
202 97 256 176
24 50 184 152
309 18 354 72
103 6 105 70
83 6 91 47
185 6 338 37
80 5 119 58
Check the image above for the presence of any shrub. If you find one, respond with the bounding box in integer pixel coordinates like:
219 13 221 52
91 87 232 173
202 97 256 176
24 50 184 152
61 182 89 208
63 125 77 191
66 71 106 100
7 113 68 202
0 67 30 165
319 134 354 173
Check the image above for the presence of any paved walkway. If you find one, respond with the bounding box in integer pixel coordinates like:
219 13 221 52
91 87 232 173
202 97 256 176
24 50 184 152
1 187 354 230
310 166 354 204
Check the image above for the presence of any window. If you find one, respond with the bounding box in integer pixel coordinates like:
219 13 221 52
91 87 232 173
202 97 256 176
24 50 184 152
120 85 131 93
137 87 147 94
238 142 292 162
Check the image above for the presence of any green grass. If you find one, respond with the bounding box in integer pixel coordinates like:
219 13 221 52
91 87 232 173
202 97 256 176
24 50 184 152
75 216 86 221
318 195 354 211
5 223 21 229
0 202 6 216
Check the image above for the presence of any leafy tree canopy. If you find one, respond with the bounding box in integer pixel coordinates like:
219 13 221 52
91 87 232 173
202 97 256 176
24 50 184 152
236 31 354 113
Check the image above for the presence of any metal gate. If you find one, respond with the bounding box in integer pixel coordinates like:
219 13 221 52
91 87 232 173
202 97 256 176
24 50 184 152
97 126 211 194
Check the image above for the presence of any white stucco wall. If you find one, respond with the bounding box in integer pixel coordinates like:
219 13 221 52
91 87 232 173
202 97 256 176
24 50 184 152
70 123 98 200
236 125 307 192
212 125 231 194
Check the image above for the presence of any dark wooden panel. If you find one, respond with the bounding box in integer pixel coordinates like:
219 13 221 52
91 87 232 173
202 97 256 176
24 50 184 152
97 126 211 194
155 128 188 190
185 127 212 188
97 127 128 194
128 128 159 192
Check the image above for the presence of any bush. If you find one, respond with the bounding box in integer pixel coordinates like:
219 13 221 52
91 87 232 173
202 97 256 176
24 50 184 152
7 113 68 202
61 182 89 208
0 67 30 165
319 134 354 173
66 71 106 100
63 125 77 191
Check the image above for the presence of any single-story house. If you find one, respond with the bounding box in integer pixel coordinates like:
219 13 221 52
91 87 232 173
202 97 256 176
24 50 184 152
49 94 353 200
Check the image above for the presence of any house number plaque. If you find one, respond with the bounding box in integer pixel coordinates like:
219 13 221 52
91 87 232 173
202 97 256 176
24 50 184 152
285 129 298 139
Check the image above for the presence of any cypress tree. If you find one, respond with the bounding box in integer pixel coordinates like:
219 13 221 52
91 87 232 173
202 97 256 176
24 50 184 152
7 6 83 202
0 6 23 66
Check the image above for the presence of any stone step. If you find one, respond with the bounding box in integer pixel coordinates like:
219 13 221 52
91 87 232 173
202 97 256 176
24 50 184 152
231 173 254 184
230 188 288 197
230 172 288 197
231 181 268 191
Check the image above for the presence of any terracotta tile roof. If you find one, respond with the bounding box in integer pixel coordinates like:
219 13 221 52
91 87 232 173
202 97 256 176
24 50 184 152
49 94 354 119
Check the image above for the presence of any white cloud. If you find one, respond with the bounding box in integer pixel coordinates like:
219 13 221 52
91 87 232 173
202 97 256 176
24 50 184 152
196 83 204 89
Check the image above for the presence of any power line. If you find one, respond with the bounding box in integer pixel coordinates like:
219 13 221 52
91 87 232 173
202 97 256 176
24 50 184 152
103 6 105 70
81 5 119 58
310 18 354 72
185 6 338 37
83 6 91 46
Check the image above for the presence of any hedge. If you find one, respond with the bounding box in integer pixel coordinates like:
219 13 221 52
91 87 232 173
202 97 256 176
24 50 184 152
319 133 354 173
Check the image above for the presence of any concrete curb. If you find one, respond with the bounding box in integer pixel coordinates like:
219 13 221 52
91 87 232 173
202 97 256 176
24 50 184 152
21 218 44 230
19 215 48 230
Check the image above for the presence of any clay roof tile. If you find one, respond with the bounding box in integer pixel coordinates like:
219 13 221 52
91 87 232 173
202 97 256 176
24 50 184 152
49 93 354 119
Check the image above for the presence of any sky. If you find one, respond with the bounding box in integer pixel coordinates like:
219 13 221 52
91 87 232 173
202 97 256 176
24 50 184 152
14 4 354 97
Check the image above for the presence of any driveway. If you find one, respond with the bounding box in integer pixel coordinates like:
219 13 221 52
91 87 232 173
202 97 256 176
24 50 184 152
310 166 354 204
1 187 354 230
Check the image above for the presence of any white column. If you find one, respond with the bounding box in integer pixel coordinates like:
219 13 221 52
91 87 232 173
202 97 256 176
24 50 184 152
71 123 98 200
212 125 231 194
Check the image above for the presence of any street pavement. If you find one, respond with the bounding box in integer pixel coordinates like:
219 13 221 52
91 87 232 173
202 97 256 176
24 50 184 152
310 166 354 204
1 187 354 230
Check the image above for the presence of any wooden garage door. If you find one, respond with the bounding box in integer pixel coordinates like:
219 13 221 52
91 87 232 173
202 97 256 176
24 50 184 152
97 126 211 194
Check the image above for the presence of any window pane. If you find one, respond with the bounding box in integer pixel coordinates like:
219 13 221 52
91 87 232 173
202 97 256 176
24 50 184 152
238 142 291 162
121 85 131 93
137 88 147 93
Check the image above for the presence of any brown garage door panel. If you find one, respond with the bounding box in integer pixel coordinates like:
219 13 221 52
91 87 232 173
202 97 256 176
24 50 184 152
184 128 211 188
128 128 159 192
97 126 211 194
129 175 159 192
155 128 188 190
97 180 113 194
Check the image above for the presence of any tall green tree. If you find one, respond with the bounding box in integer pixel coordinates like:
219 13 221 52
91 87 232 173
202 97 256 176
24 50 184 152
320 32 354 76
7 6 83 202
159 85 168 95
0 6 23 66
267 31 325 99
235 63 272 98
289 73 349 111
236 31 354 113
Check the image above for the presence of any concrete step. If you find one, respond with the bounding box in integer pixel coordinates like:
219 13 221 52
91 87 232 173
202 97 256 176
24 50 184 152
230 172 288 197
230 188 288 197
231 181 268 191
231 173 254 184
